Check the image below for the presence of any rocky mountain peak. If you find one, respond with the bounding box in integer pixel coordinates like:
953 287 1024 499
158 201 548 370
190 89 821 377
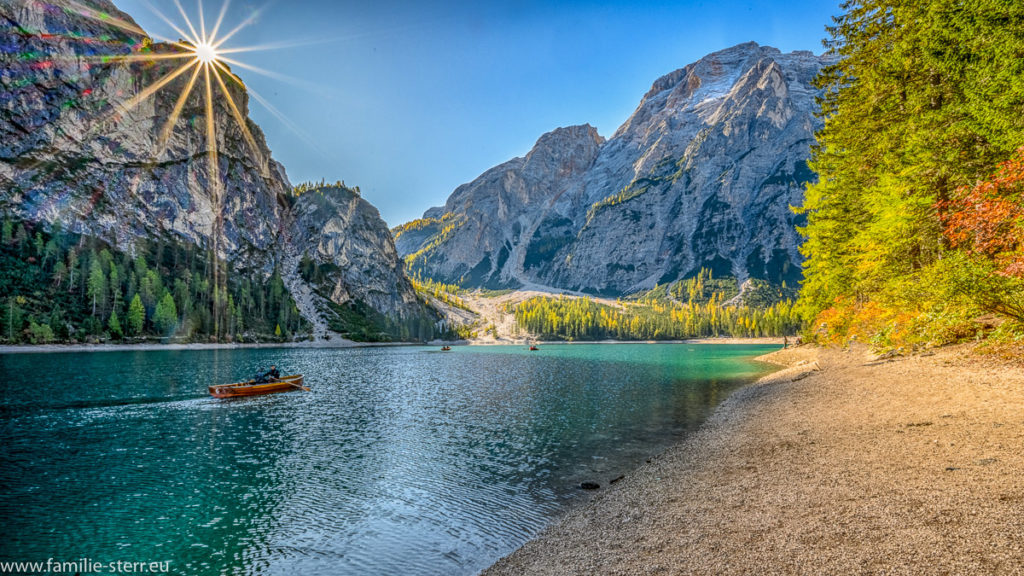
398 44 831 295
615 42 816 141
521 124 605 189
1 2 429 338
3 0 138 38
525 124 605 164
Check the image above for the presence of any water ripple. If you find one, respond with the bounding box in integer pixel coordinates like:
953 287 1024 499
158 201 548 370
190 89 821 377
0 344 776 575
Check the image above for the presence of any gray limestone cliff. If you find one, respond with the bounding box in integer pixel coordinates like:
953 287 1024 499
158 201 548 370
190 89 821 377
0 0 422 333
397 42 829 295
288 187 419 319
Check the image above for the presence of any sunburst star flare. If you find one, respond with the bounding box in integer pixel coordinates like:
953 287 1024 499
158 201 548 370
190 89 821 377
75 0 297 338
193 41 218 64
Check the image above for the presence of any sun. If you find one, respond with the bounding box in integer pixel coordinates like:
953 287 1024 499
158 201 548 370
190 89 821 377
193 41 218 65
65 0 306 338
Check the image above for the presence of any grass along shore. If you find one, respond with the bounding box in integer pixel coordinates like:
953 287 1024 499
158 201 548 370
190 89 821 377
485 344 1024 575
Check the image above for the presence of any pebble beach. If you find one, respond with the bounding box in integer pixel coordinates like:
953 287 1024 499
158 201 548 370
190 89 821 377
485 344 1024 575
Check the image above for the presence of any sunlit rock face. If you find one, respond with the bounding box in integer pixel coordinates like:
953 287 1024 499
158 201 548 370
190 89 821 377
397 43 830 295
289 187 419 317
399 124 605 289
0 0 421 322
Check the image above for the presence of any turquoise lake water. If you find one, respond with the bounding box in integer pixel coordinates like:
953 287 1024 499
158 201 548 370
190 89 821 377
0 344 777 575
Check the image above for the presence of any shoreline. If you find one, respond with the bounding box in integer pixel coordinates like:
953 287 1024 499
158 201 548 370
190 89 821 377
0 337 784 354
484 344 1024 574
468 336 786 346
0 338 410 355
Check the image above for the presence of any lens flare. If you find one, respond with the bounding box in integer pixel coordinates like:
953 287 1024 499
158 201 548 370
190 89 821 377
58 0 320 338
194 41 218 64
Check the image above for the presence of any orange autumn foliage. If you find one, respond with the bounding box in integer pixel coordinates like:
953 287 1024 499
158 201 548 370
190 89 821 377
941 148 1024 278
811 296 976 351
812 299 891 346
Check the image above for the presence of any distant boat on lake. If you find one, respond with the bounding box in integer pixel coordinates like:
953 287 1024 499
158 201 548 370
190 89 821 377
209 374 307 398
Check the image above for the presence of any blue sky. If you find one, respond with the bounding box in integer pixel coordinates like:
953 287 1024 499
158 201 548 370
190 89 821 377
115 0 842 226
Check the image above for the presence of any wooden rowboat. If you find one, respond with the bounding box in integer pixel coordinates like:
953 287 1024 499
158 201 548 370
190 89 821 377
209 374 306 398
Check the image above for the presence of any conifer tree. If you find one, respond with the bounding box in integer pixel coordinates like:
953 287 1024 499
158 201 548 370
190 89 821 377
796 0 1024 339
154 293 178 335
108 309 123 339
87 258 107 316
128 294 145 336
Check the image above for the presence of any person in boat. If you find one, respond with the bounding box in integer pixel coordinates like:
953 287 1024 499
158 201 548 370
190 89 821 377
254 365 281 383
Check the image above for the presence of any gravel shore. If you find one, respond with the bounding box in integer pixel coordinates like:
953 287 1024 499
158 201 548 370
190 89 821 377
484 344 1024 575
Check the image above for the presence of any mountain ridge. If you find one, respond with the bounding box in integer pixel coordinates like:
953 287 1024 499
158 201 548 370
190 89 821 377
397 42 831 296
0 0 431 340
